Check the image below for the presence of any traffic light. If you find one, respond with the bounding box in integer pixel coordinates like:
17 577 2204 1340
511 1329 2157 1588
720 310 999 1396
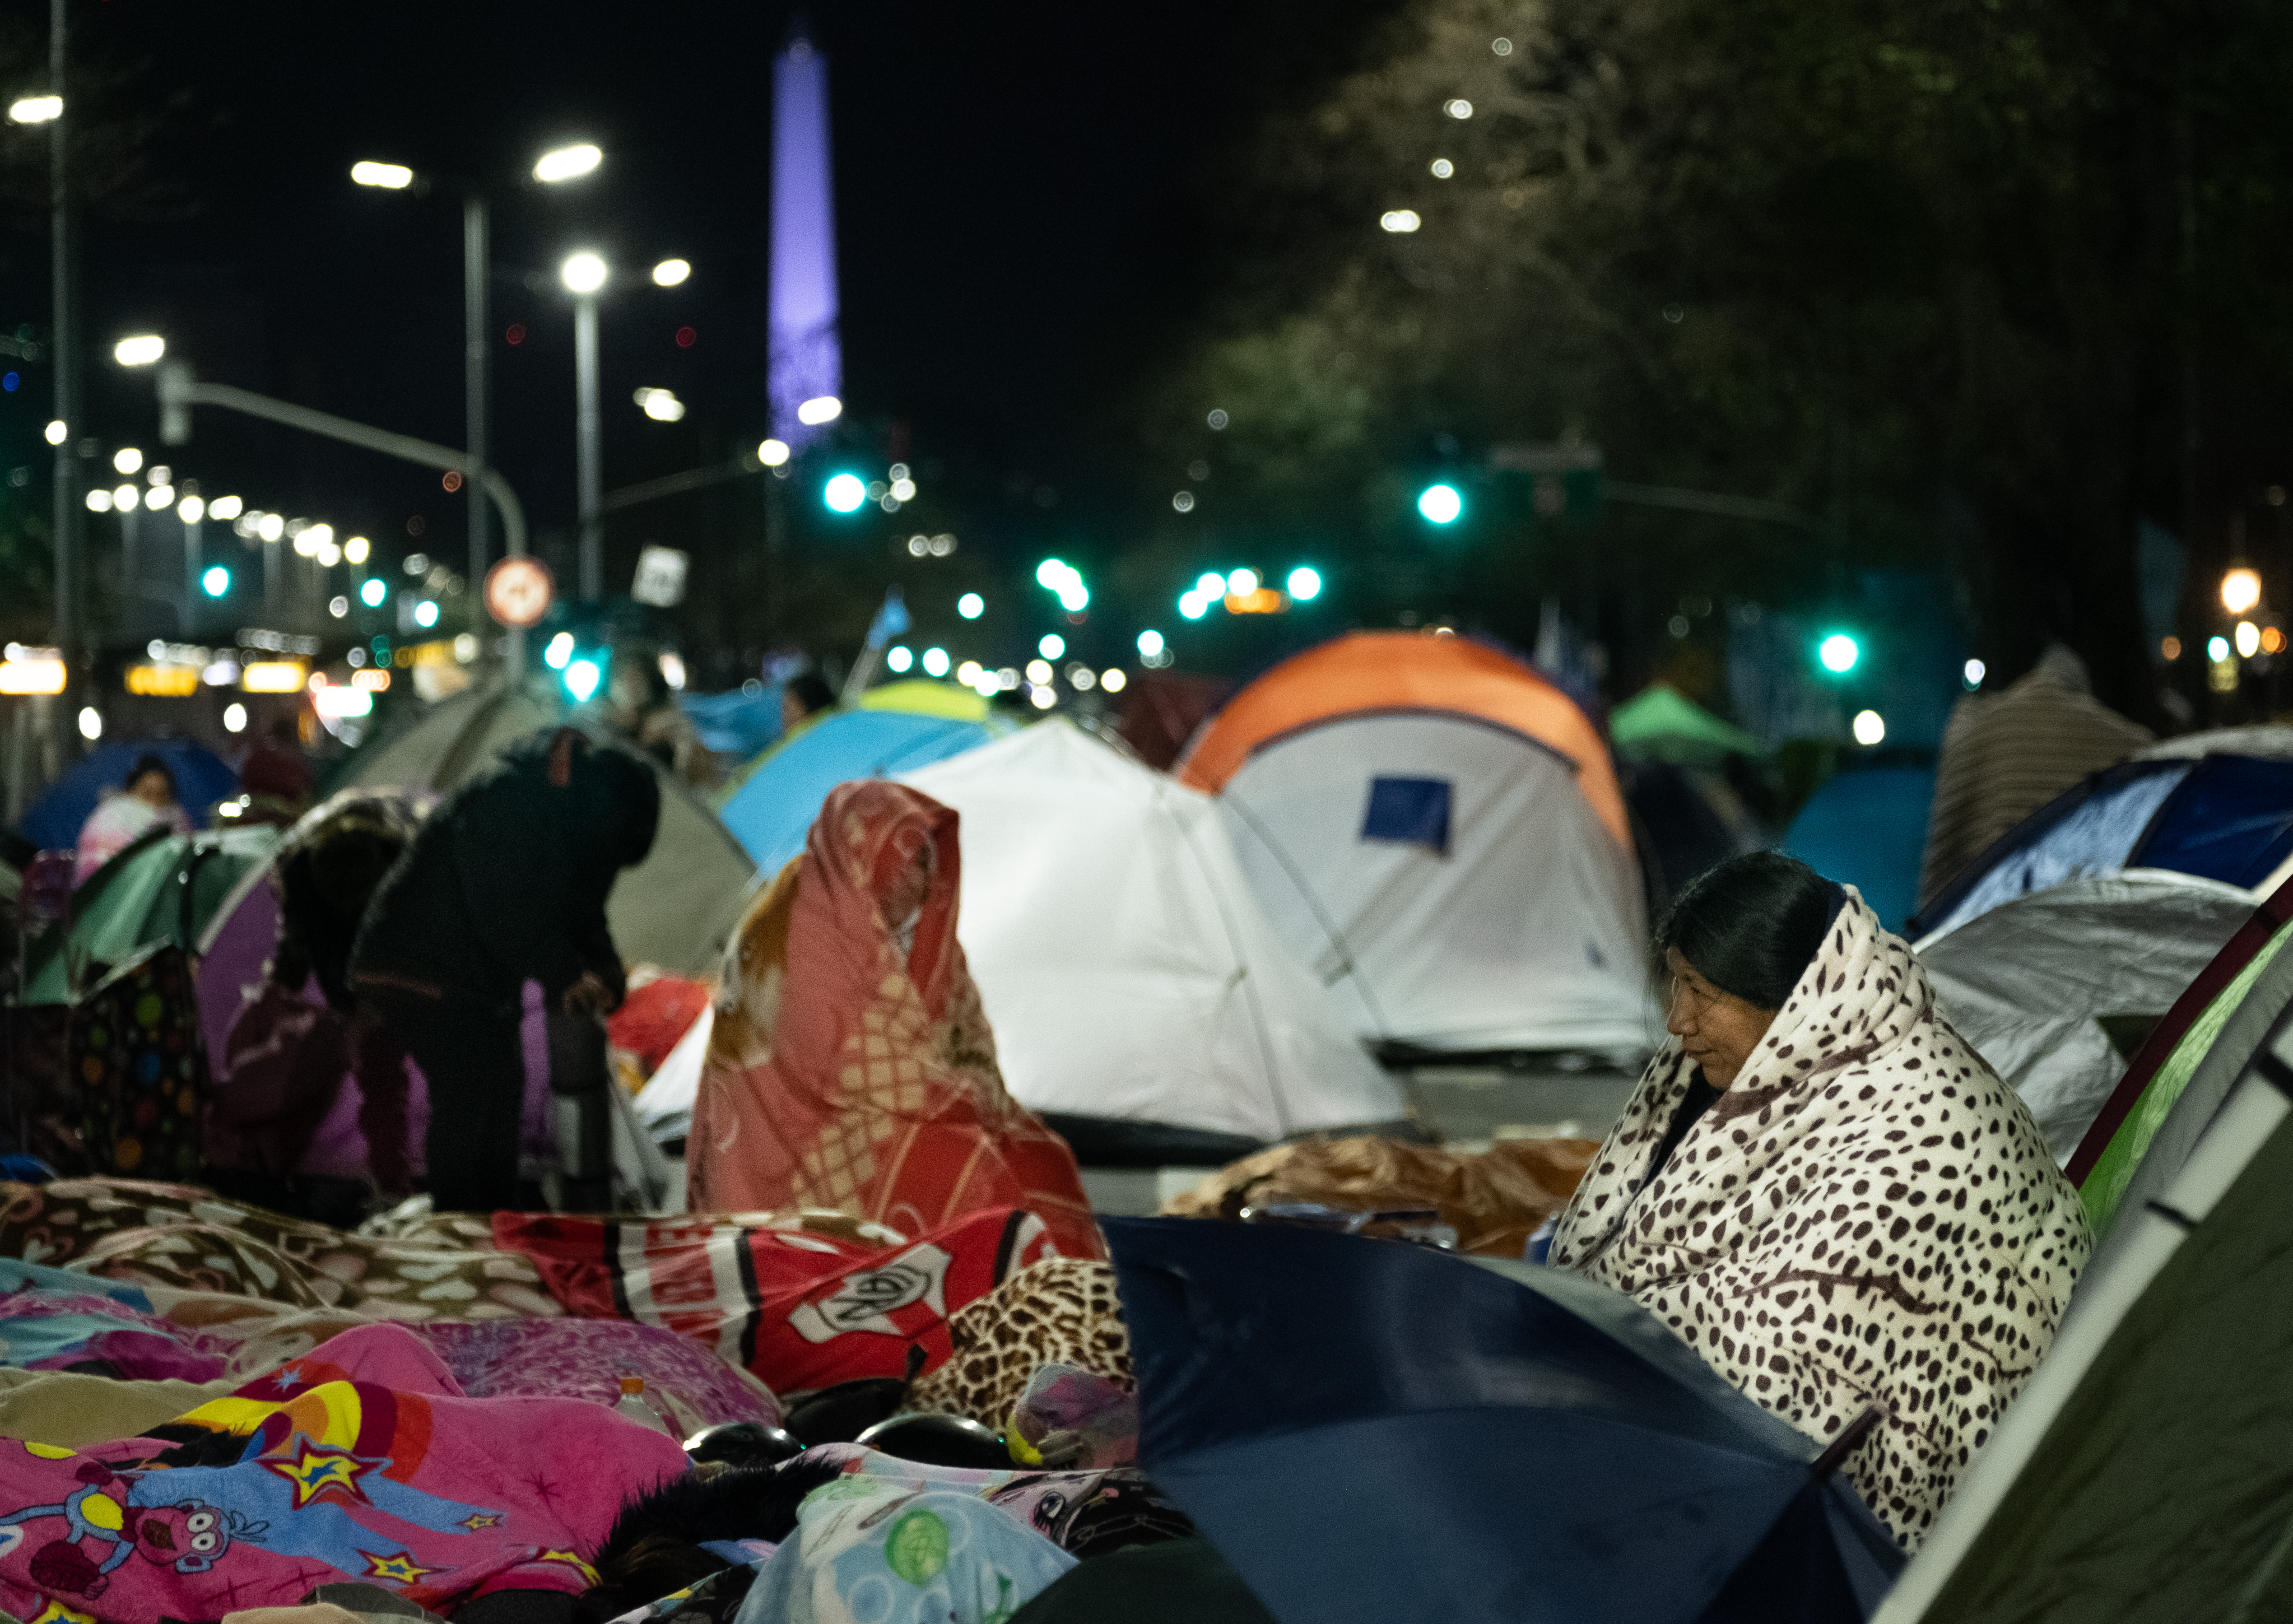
1817 632 1860 675
1035 558 1088 612
823 473 866 514
1418 483 1464 524
200 565 230 598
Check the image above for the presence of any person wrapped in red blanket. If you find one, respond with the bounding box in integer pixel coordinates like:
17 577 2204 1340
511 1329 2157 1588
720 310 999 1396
684 781 1101 1260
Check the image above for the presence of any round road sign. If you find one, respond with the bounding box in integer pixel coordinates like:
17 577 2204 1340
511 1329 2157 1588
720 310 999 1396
484 555 555 629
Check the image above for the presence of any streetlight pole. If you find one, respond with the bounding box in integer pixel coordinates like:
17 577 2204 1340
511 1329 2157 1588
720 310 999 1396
574 293 600 600
463 196 489 601
47 0 76 759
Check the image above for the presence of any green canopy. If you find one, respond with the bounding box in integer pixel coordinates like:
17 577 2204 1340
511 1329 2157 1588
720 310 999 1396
1609 684 1762 765
20 824 279 1006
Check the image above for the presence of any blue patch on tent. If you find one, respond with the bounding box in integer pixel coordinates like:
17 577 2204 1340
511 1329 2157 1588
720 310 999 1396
1361 776 1452 855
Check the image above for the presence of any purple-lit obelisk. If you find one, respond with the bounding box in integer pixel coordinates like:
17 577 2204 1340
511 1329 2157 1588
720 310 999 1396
769 26 841 451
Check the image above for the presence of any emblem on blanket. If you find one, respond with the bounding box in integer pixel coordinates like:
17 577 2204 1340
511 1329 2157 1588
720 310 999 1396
786 1242 953 1342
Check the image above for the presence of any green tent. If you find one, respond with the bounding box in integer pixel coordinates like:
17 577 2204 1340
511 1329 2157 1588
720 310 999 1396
1871 1002 2293 1622
19 823 280 1006
334 682 755 976
1609 684 1763 766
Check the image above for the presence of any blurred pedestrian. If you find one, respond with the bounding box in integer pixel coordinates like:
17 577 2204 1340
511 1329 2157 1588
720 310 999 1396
349 729 659 1212
1549 852 2089 1547
1917 644 2151 907
780 670 837 735
238 717 316 827
73 755 191 884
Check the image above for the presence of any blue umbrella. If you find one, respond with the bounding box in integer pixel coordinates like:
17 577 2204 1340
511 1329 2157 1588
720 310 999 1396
16 739 241 850
1103 1217 1902 1624
716 708 992 870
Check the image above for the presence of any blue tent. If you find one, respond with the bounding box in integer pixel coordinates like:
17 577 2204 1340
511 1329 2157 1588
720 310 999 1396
1912 754 2293 939
1781 766 1936 932
716 709 994 871
16 740 241 851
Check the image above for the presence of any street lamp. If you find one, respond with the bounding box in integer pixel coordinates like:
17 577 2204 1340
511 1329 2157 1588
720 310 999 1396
351 141 602 632
561 251 608 600
113 334 163 366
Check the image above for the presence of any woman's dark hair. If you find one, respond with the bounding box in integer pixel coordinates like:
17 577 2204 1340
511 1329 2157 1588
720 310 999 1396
1656 852 1846 1011
126 754 176 796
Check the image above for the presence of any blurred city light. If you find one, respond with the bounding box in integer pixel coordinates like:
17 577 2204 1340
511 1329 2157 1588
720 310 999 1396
2209 635 2231 661
413 600 439 628
223 703 247 733
2237 619 2261 658
0 650 67 695
201 565 230 597
887 646 914 673
1431 158 1454 178
1417 483 1463 524
823 473 867 512
113 335 164 367
1029 686 1056 710
1445 98 1474 118
329 596 349 618
1027 660 1054 684
43 420 65 446
658 652 686 689
209 495 243 521
345 536 369 564
560 251 608 294
350 161 415 189
1039 634 1066 659
1817 632 1860 674
111 484 136 509
84 489 111 513
1035 558 1088 611
144 485 173 511
544 632 575 670
1102 668 1127 693
9 96 62 124
78 707 101 740
796 396 843 426
359 579 386 607
2223 567 2264 615
1137 629 1165 659
112 446 142 475
652 258 691 287
758 439 791 467
1179 591 1209 620
177 495 205 523
1287 566 1324 601
1963 658 1985 689
1226 568 1260 596
921 647 951 677
563 658 602 702
534 144 603 183
958 593 985 619
636 387 686 421
1380 210 1422 233
1852 709 1886 746
258 513 284 542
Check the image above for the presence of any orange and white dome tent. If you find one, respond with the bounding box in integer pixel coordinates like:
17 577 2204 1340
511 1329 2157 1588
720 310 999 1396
1176 631 1655 1058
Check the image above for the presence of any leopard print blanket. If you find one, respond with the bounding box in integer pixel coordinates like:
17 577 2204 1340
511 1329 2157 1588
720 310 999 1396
1549 889 2090 1548
909 1258 1130 1424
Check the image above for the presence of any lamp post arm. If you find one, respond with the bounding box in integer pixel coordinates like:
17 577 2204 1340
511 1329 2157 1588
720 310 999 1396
165 377 527 559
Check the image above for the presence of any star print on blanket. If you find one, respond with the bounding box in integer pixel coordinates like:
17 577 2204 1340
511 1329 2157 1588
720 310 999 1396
0 1323 684 1622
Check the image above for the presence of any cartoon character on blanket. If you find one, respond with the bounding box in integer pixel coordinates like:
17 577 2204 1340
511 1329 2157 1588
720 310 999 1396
0 1325 686 1621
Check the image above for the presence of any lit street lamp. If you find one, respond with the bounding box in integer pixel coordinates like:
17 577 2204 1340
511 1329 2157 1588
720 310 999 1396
350 140 602 619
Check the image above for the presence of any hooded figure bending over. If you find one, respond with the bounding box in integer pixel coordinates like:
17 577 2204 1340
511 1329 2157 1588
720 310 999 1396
1549 852 2090 1548
350 728 659 1212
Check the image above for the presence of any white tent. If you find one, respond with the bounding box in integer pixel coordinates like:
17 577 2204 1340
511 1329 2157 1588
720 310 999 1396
897 721 1407 1145
1217 714 1654 1057
1917 870 2255 1162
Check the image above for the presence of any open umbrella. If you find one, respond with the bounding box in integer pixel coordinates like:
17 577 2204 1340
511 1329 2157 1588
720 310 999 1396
1103 1216 1902 1624
19 823 279 1005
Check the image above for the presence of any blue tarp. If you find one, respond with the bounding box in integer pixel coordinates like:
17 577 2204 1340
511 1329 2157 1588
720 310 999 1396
679 686 783 762
1914 754 2293 938
15 739 241 851
717 709 992 871
1781 767 1936 932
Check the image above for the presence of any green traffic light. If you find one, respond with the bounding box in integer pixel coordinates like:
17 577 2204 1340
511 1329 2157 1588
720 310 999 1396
1418 483 1464 524
1817 632 1860 675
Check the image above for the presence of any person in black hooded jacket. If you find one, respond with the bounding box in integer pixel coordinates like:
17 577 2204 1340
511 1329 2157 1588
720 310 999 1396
349 727 660 1212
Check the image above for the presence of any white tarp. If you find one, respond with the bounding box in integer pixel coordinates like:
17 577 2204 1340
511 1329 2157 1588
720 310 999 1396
1917 869 2254 1161
632 1001 713 1145
898 721 1405 1142
1216 712 1656 1056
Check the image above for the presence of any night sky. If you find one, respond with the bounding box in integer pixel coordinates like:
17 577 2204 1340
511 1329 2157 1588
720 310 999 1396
3 0 1391 620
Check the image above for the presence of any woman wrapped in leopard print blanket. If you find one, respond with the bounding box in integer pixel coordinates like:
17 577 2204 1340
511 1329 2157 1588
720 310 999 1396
1550 861 2090 1548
